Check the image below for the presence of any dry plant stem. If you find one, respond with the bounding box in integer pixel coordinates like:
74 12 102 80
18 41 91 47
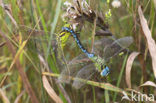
0 42 5 47
0 2 18 28
91 11 97 52
56 81 71 103
14 90 25 103
138 55 148 93
0 89 10 103
0 30 39 103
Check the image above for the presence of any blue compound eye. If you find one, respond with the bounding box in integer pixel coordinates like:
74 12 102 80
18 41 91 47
88 53 94 58
100 66 110 77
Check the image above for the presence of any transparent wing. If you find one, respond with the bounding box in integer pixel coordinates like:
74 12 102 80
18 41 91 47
93 36 133 60
58 59 90 84
58 51 98 88
19 25 50 36
72 64 96 89
68 54 89 64
19 25 58 43
60 54 95 89
93 37 114 55
103 36 133 60
58 52 91 83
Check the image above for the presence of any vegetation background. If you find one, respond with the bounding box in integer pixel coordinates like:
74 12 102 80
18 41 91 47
0 0 156 103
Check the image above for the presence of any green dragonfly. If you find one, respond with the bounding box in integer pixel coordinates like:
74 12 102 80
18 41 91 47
58 36 133 89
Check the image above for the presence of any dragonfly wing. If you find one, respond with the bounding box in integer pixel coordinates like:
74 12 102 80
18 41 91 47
72 64 96 89
93 38 114 56
113 36 133 48
68 53 89 65
58 53 91 83
94 38 114 46
103 36 133 60
58 60 89 83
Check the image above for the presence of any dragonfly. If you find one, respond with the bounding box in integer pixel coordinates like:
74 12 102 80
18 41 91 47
58 27 133 89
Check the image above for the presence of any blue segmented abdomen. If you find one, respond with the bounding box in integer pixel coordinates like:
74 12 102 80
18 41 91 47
62 27 94 58
100 66 110 76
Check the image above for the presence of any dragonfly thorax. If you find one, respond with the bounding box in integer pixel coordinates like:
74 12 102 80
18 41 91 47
90 56 106 72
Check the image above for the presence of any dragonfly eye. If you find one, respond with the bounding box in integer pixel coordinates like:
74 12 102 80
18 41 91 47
100 66 110 77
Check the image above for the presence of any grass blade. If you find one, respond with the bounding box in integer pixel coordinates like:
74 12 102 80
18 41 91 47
46 0 62 59
113 53 128 102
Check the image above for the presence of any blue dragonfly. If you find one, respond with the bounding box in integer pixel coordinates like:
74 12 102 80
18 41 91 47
58 27 133 89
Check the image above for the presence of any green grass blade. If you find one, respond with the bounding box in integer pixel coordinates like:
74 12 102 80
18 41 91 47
92 86 96 103
113 53 128 102
46 0 62 59
105 90 110 103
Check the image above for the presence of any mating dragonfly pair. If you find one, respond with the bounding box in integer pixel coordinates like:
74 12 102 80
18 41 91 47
20 24 133 89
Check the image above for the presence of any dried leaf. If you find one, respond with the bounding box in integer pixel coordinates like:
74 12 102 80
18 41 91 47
126 52 140 88
153 0 156 9
138 6 156 78
42 76 63 103
140 81 156 88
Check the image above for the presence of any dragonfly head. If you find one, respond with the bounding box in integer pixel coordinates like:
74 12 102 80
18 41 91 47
100 65 110 77
87 53 94 58
62 23 73 32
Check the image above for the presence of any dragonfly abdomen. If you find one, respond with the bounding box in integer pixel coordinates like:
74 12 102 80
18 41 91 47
62 27 94 58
